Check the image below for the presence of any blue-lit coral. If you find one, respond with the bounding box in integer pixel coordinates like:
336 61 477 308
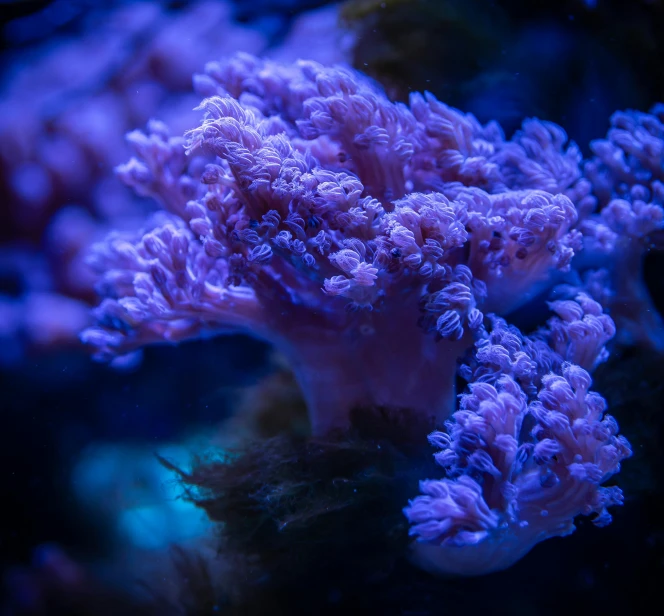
81 53 663 575
406 306 629 574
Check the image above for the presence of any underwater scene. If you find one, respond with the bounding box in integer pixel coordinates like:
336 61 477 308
1 0 663 614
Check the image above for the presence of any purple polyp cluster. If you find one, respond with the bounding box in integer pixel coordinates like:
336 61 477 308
82 54 662 575
407 342 629 575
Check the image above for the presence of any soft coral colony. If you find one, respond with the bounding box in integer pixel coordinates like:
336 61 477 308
82 53 662 576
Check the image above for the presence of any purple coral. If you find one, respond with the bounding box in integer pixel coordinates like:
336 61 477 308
80 54 647 573
405 364 631 575
405 297 627 575
83 55 594 434
585 105 664 206
576 107 664 351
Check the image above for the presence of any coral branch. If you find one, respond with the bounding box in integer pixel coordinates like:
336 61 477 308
405 365 631 575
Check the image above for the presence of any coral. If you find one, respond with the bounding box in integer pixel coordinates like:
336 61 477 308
459 292 615 397
575 107 664 350
82 53 652 574
405 364 631 575
83 54 595 434
585 105 664 206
